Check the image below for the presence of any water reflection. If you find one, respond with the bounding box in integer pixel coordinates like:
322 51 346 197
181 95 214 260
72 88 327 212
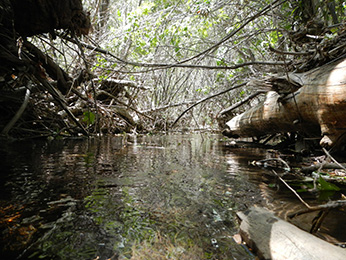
0 134 268 260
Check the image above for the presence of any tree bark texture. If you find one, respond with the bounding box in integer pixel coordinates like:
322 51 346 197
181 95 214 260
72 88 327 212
223 57 346 148
237 207 346 260
10 0 90 37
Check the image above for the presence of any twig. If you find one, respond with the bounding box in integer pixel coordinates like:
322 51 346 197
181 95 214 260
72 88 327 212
260 158 291 171
72 34 99 133
272 170 310 209
322 147 346 171
24 41 70 94
36 76 89 136
310 209 330 233
166 0 287 66
92 78 148 90
272 169 346 229
288 200 346 218
141 101 196 113
269 45 312 56
1 81 32 135
262 134 277 145
301 162 346 174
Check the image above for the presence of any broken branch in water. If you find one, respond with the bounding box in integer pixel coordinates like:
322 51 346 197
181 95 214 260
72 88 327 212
322 147 346 171
272 169 310 208
272 169 346 234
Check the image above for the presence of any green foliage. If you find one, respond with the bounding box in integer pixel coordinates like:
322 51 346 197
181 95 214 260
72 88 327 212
317 176 340 191
239 90 246 97
293 173 341 199
79 0 324 130
83 111 96 126
268 31 282 46
216 59 228 66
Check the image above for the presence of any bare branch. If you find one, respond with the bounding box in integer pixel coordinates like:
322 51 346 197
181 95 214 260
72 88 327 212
61 35 289 71
171 82 247 127
322 147 346 172
272 170 311 209
220 90 265 115
2 81 32 135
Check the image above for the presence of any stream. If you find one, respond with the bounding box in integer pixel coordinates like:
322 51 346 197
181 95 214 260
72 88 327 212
0 133 344 259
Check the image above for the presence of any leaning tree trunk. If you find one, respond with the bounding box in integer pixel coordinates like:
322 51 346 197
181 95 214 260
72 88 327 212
222 57 346 148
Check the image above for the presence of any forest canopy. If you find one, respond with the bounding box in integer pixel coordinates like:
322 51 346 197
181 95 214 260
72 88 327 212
0 0 345 138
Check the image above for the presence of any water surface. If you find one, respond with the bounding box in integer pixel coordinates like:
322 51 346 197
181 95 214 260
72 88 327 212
0 133 323 259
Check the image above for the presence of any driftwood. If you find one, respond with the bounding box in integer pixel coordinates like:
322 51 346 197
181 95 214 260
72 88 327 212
237 206 346 260
223 57 346 148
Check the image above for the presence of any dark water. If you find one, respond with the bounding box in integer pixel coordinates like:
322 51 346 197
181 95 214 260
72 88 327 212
0 134 344 259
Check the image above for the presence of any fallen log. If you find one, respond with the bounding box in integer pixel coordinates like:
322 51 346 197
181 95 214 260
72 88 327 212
222 57 346 148
237 206 346 260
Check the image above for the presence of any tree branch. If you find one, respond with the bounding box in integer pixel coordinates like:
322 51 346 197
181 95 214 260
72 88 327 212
171 82 247 127
1 81 32 135
60 0 288 72
61 35 289 71
220 90 265 115
269 45 312 56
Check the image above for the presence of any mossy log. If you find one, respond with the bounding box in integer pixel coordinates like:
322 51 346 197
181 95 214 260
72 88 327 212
237 207 346 260
223 57 346 148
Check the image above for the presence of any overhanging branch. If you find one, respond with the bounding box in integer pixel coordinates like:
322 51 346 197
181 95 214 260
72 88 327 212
171 82 247 127
62 35 288 71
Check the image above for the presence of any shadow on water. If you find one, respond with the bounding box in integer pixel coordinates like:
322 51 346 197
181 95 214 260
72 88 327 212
1 133 342 259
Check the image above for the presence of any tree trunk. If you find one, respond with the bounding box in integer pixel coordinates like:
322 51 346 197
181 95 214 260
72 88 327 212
222 57 346 148
10 0 91 37
237 207 346 260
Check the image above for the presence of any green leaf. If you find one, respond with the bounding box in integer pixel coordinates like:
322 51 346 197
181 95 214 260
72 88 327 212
318 176 340 191
268 183 276 188
83 111 96 125
216 59 227 66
